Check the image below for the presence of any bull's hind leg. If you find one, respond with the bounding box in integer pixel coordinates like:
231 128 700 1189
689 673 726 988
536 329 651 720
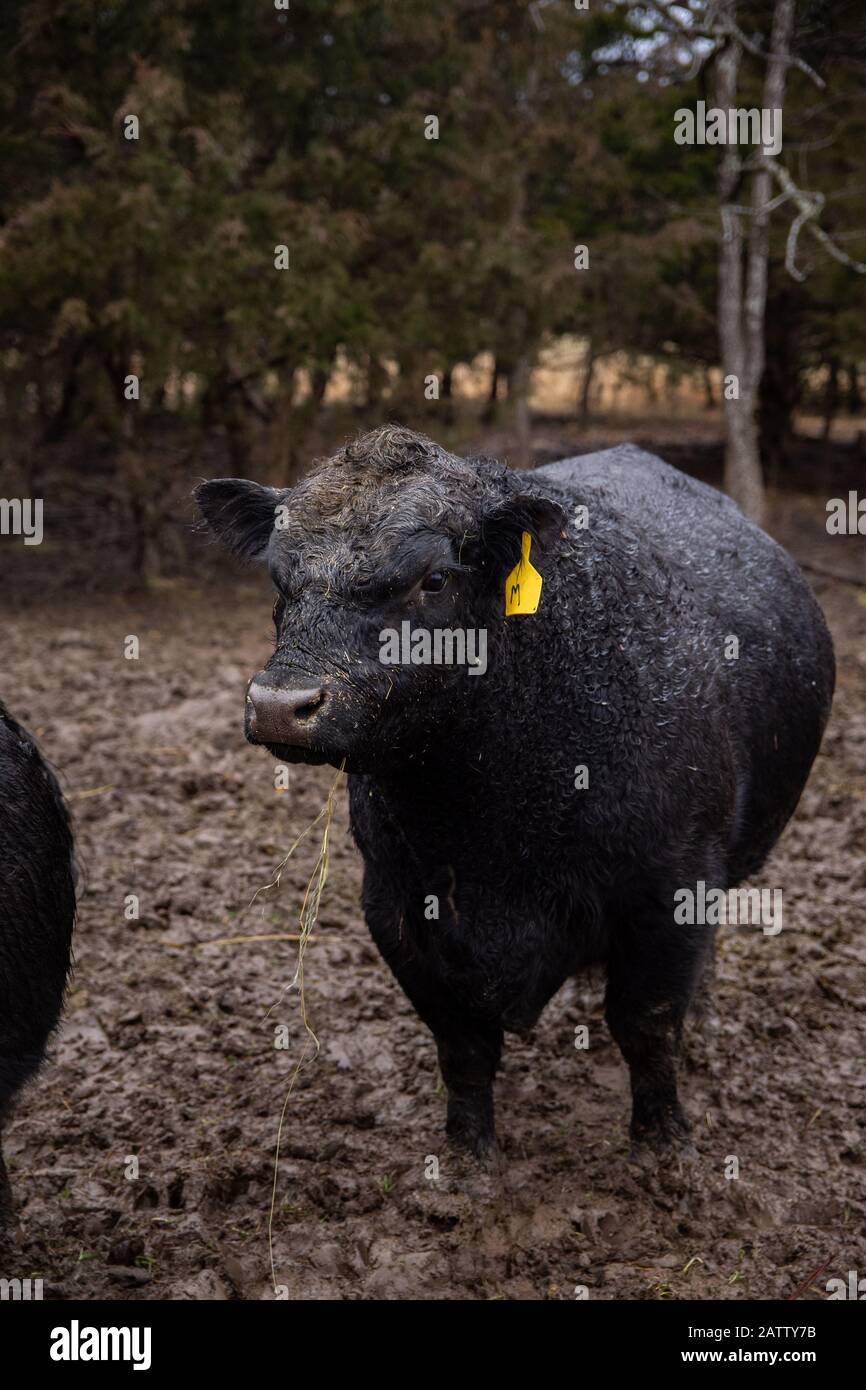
604 906 714 1154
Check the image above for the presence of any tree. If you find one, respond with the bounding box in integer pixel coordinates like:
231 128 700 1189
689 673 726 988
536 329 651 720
613 0 866 520
714 0 798 523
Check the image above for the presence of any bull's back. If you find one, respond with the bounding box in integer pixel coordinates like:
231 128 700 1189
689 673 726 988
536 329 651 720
534 446 835 879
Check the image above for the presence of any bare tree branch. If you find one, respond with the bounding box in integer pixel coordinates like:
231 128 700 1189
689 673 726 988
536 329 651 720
704 0 826 89
759 157 866 279
624 1 826 89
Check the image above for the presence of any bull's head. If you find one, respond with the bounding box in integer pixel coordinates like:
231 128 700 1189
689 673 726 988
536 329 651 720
196 426 563 773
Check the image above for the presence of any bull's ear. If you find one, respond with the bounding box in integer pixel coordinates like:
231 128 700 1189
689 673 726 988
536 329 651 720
481 490 566 574
194 478 285 560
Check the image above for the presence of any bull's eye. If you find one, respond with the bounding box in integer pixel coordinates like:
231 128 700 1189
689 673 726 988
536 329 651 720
272 596 286 628
421 570 448 594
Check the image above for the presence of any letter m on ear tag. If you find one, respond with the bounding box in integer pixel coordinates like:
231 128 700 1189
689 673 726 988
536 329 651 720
505 531 543 615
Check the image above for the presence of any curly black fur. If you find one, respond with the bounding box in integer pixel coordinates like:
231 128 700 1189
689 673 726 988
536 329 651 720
0 703 76 1218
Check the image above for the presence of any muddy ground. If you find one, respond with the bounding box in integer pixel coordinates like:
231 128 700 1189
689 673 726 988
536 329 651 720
1 485 864 1301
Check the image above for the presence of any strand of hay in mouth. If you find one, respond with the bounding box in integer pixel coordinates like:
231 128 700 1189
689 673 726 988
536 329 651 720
249 762 345 1297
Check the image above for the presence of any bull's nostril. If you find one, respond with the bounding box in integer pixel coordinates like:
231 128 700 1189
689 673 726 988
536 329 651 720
294 689 326 722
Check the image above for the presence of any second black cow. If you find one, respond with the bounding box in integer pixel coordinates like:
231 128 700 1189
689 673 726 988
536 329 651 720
0 703 75 1221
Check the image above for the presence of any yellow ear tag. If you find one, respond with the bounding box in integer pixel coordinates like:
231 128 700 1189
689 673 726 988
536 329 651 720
505 530 543 615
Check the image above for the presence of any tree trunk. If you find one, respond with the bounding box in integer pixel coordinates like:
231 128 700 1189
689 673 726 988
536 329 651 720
846 362 862 415
579 341 596 426
121 441 159 593
509 354 532 469
481 356 502 425
703 366 715 410
715 0 796 525
440 365 454 423
716 28 760 519
365 355 389 417
725 398 765 519
43 343 87 443
759 288 799 484
822 358 839 440
269 364 329 487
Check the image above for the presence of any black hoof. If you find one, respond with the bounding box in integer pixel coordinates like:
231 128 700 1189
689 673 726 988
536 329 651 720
629 1098 692 1158
447 1120 498 1161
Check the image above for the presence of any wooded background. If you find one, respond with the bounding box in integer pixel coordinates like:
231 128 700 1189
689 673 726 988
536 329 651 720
1 0 864 587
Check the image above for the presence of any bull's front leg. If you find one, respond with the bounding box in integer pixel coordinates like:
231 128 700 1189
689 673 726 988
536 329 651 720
435 1019 503 1158
361 869 503 1157
374 931 503 1157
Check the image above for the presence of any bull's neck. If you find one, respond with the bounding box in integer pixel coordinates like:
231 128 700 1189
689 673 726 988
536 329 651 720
368 640 558 859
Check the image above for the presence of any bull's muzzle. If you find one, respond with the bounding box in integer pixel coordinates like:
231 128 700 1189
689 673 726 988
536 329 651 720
245 670 328 748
